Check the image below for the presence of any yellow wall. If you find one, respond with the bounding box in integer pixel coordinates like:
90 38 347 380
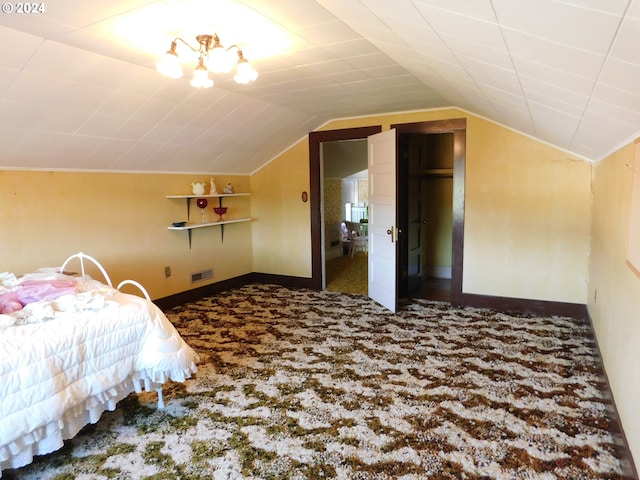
464 115 591 302
588 142 640 466
0 171 252 299
253 108 591 303
250 141 311 277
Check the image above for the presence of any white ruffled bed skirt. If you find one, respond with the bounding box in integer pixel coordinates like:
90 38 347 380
0 364 196 476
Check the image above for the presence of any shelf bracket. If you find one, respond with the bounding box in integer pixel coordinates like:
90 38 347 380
185 198 192 220
218 197 225 241
188 229 193 249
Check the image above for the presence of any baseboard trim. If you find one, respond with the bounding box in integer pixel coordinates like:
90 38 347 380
153 273 316 310
424 266 452 279
455 292 589 319
156 274 589 320
248 272 316 290
153 274 254 311
584 311 639 479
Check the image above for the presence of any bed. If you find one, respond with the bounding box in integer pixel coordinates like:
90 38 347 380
0 253 199 476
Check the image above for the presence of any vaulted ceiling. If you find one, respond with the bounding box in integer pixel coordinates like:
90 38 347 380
1 0 638 174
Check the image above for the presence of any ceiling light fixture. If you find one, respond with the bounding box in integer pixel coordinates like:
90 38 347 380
156 33 258 88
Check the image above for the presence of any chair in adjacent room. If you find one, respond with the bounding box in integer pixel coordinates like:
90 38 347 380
343 221 368 257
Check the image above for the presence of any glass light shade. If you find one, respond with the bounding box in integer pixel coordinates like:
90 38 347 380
156 50 183 79
190 64 214 88
208 46 235 74
233 60 258 84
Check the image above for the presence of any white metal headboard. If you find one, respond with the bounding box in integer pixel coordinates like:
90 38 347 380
61 252 113 287
60 252 150 300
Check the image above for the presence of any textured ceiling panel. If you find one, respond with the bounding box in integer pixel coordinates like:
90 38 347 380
0 0 639 174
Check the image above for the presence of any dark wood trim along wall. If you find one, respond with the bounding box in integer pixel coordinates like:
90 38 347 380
153 273 318 311
154 272 588 320
459 292 588 319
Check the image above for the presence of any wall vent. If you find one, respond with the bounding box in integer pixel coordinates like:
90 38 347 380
191 269 213 283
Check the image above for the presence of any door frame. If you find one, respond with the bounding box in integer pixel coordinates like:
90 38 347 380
392 118 466 305
309 126 382 290
308 119 465 307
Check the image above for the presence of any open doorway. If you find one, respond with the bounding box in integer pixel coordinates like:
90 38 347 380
322 139 369 295
309 126 381 292
394 118 466 305
398 132 454 302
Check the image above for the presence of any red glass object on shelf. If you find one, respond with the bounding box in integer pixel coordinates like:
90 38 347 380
196 198 208 222
213 206 227 221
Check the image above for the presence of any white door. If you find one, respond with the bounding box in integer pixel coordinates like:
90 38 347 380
368 129 398 312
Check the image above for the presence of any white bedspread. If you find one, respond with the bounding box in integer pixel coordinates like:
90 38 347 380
0 273 198 475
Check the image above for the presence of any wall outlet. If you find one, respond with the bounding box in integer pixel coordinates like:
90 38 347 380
164 266 171 278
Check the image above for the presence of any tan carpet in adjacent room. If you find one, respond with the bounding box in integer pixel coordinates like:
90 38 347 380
325 251 367 295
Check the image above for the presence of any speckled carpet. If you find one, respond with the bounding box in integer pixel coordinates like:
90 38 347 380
5 284 631 479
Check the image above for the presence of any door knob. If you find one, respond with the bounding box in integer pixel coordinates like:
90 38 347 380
386 227 399 242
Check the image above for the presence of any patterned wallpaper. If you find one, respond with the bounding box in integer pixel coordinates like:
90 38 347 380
324 178 343 248
358 179 368 205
